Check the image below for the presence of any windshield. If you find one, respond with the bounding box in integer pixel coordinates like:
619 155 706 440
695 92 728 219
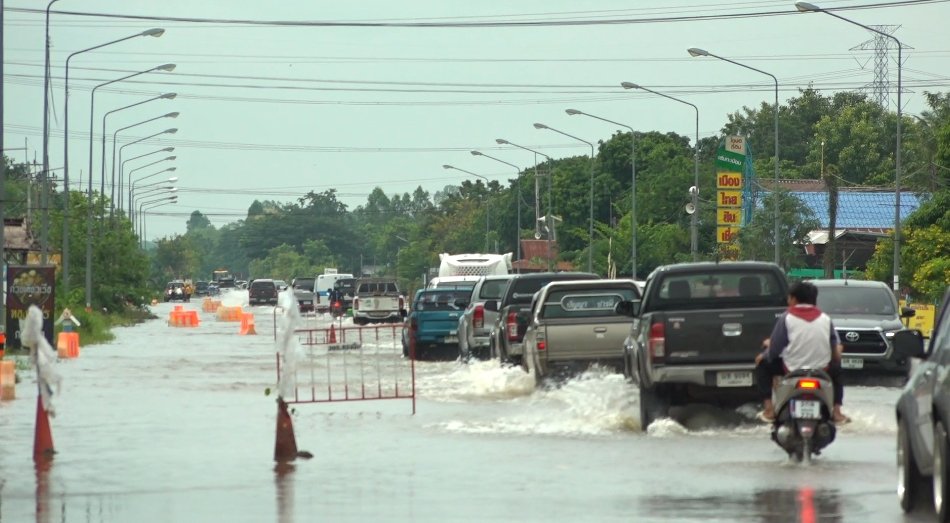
816 286 897 315
540 287 638 319
652 270 785 311
414 291 470 311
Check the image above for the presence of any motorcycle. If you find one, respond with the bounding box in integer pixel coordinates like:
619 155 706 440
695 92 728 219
330 300 345 319
770 368 837 463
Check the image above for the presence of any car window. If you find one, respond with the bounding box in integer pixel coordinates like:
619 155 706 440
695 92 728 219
541 288 637 319
654 270 784 309
815 286 897 315
479 279 508 300
415 292 468 311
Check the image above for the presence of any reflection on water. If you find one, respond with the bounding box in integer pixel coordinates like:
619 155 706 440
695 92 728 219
274 462 295 523
645 487 842 522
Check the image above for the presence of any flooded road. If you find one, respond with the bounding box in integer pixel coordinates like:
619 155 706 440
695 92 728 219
0 291 928 522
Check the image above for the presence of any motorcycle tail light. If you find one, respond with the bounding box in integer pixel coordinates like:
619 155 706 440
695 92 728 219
796 378 820 390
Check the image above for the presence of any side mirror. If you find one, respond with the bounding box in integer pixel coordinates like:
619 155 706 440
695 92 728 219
892 329 926 359
614 300 641 318
901 306 916 319
483 300 499 312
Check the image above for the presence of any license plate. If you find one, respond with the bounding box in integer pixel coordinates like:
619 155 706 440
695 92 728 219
790 399 822 419
841 357 864 369
716 371 753 387
444 336 458 343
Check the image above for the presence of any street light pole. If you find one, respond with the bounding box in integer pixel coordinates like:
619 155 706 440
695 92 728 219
41 0 60 265
138 196 177 248
102 94 177 216
534 123 596 273
565 109 638 279
470 151 522 264
61 28 165 298
119 130 178 212
130 166 177 224
687 47 780 266
621 82 700 261
795 1 904 292
442 164 491 253
85 63 175 310
495 138 554 271
109 109 178 212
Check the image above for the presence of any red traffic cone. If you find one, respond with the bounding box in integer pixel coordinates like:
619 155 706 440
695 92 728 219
328 323 337 344
33 395 55 463
274 398 298 462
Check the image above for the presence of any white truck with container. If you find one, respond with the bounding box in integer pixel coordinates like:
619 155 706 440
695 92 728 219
427 252 513 291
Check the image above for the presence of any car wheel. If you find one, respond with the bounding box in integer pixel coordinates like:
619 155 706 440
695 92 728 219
935 421 950 522
898 419 925 512
639 385 669 431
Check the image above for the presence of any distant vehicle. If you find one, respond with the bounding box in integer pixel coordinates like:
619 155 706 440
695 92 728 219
207 283 220 296
315 269 355 312
811 279 916 376
194 281 210 297
334 277 357 311
352 278 405 325
248 279 278 306
291 277 316 312
894 287 949 517
164 280 190 302
274 279 289 291
212 269 236 289
427 252 512 290
523 279 641 384
236 280 248 289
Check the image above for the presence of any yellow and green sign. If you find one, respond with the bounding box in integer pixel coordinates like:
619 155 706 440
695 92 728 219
715 136 749 260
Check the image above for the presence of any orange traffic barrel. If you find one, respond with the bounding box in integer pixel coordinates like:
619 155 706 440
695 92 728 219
0 360 15 400
56 332 80 358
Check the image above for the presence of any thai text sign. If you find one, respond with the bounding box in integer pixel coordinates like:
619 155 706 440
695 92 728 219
5 265 56 349
715 136 747 259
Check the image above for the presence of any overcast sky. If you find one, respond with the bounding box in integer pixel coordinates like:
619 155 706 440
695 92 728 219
3 0 949 241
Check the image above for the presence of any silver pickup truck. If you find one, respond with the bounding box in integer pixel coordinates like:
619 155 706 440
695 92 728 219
522 279 641 385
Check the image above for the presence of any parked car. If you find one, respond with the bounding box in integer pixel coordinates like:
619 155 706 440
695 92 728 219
164 280 190 302
248 278 278 306
894 287 949 518
458 275 513 361
523 279 641 385
812 279 916 376
291 277 316 312
402 288 471 360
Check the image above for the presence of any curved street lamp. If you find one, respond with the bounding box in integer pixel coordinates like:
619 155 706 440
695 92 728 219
60 27 165 297
565 109 638 278
103 93 176 212
137 195 178 244
130 166 177 223
470 151 522 264
495 138 555 271
110 111 178 211
687 47 780 265
120 129 178 211
139 199 178 248
621 82 700 261
443 164 491 253
534 122 595 273
795 1 905 291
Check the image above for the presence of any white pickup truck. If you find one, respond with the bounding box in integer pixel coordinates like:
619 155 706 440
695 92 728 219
352 278 406 325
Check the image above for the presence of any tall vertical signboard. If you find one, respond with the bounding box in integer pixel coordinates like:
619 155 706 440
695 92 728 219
5 265 56 348
716 136 745 260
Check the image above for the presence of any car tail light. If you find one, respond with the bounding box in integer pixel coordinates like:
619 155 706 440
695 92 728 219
647 322 665 362
537 332 546 351
796 378 821 390
473 305 485 329
506 312 519 342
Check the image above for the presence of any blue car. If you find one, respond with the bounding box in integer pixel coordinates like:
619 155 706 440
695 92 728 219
401 288 472 360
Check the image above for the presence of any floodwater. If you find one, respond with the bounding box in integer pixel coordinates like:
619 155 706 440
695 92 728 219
0 290 930 522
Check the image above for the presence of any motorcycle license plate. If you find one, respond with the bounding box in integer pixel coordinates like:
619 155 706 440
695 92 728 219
790 399 822 420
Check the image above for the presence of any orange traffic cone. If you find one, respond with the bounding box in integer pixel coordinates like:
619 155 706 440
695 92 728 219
274 398 298 462
34 395 55 463
328 323 337 344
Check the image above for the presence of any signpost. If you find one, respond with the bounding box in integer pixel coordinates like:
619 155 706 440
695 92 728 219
716 136 746 260
5 265 56 348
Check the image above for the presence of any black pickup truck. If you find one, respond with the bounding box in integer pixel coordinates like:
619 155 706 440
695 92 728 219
484 272 598 365
615 262 788 428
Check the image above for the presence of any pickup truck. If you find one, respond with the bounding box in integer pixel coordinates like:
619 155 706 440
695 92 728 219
352 278 405 325
458 275 513 361
484 272 599 365
615 262 788 429
401 288 471 360
812 279 916 376
523 279 641 384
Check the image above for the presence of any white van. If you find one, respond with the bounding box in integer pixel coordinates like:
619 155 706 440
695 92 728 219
314 270 354 311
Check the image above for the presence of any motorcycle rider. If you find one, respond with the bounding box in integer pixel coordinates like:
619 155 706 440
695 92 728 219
755 280 849 424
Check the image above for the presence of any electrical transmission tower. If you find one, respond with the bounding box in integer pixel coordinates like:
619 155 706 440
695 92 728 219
850 25 909 110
